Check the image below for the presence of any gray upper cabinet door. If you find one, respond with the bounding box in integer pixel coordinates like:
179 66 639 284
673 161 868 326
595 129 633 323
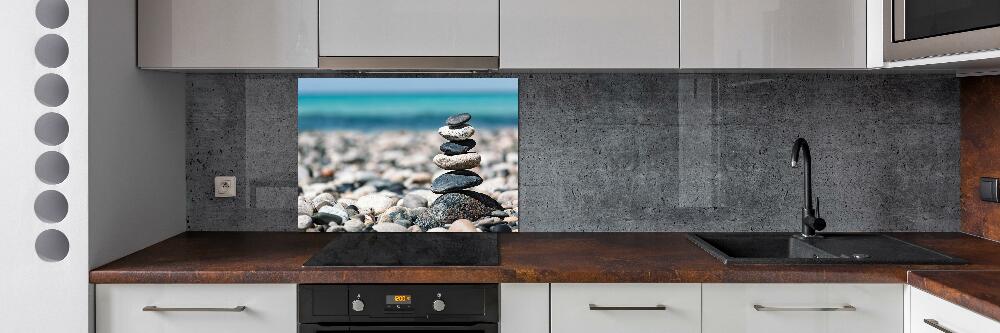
501 0 680 69
319 0 500 57
138 0 318 69
681 0 868 69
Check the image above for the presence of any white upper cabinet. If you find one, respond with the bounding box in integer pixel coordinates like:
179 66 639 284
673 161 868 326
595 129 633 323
138 0 319 69
500 0 680 69
133 0 883 70
319 0 500 57
680 0 872 69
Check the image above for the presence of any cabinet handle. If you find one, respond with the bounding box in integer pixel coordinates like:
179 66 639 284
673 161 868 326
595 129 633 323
923 319 955 333
588 304 667 311
753 304 856 312
142 306 247 312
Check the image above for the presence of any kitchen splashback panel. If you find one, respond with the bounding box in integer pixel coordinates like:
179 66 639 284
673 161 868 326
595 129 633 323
296 78 518 233
186 73 959 232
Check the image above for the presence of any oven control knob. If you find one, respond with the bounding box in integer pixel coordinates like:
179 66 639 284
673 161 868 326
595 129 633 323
432 299 446 312
351 299 365 312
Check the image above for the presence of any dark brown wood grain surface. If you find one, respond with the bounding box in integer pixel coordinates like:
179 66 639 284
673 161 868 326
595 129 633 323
91 232 1000 284
909 270 1000 322
961 76 1000 242
89 232 1000 321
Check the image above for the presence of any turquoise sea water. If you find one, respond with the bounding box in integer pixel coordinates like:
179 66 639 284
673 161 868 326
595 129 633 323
298 92 518 131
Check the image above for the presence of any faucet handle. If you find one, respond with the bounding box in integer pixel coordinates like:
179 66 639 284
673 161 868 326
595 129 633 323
815 196 820 218
811 216 827 231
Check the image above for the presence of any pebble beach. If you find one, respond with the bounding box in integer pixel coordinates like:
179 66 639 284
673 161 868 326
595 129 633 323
297 115 518 232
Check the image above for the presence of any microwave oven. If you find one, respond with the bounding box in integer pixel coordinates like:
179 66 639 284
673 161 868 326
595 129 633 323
884 0 1000 62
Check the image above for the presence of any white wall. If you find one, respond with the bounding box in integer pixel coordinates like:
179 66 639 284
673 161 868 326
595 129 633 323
0 0 185 331
88 0 187 270
0 0 90 331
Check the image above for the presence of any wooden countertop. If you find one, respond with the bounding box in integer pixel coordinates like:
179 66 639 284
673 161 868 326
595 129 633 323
908 270 1000 322
91 232 1000 284
89 232 503 284
89 231 1000 321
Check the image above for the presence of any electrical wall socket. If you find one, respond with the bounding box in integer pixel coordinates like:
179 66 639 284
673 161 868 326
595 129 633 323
215 176 236 198
981 177 999 202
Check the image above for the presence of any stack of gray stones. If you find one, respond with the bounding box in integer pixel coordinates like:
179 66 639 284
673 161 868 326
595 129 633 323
413 113 509 232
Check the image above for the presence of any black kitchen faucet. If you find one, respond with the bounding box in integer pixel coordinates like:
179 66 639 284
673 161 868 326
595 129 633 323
791 138 826 238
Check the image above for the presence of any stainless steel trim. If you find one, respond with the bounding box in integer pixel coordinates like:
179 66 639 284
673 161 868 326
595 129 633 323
356 71 483 74
892 0 905 41
884 0 1000 62
588 304 667 311
142 306 247 312
753 304 856 312
923 319 956 333
318 56 499 71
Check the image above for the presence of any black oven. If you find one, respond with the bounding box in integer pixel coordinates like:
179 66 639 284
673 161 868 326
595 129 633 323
885 0 1000 61
298 284 498 333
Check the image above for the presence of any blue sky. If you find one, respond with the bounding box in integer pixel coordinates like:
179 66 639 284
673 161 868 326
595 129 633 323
298 78 518 94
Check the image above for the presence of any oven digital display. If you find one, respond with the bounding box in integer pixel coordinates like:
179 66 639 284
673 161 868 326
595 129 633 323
386 295 412 304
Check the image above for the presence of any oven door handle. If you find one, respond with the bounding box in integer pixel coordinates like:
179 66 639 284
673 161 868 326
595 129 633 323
347 323 497 332
297 324 349 333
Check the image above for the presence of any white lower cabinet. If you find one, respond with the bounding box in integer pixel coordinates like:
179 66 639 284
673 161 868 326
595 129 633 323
910 287 1000 333
551 283 701 333
96 284 297 333
702 283 904 333
95 282 999 333
500 283 549 333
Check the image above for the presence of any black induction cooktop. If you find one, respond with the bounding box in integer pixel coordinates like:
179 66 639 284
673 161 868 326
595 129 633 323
303 233 499 266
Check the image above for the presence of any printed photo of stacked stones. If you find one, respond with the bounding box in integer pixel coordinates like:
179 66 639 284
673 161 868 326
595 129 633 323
297 78 518 232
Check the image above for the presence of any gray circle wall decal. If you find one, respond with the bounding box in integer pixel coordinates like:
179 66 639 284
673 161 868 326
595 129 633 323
35 151 69 185
34 73 69 107
35 229 69 262
36 0 69 29
35 112 69 146
34 190 68 223
35 34 69 68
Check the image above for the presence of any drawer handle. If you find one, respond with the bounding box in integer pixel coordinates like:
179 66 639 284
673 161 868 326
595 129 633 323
923 319 955 333
589 304 667 311
753 304 856 312
142 306 247 312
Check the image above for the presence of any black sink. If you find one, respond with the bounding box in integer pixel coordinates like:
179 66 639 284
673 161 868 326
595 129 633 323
687 233 966 265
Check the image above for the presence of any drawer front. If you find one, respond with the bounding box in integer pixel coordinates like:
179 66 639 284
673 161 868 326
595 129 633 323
96 284 296 333
910 287 1000 333
703 283 903 333
551 283 701 333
